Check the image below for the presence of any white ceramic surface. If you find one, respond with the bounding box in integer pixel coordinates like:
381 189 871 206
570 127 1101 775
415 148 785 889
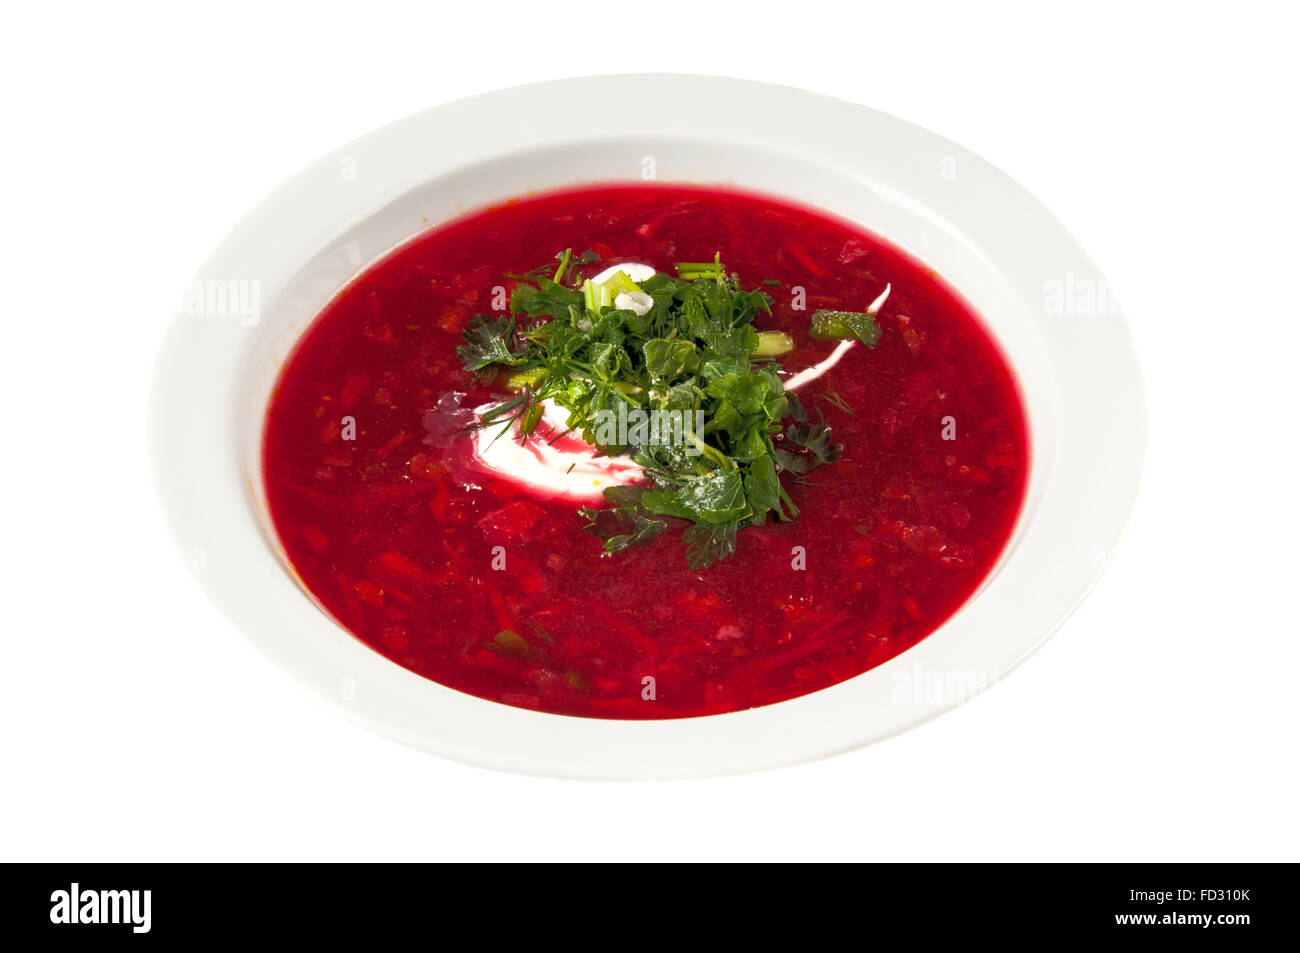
150 75 1145 779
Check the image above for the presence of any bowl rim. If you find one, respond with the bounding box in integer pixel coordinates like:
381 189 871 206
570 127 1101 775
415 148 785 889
150 74 1146 779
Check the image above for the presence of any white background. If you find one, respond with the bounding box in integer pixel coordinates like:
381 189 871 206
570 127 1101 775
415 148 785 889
3 1 1296 861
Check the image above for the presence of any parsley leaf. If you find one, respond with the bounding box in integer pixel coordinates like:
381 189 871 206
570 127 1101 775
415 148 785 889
457 315 523 371
774 414 843 475
683 523 739 570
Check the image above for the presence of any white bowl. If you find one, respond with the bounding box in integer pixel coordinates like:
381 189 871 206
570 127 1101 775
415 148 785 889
150 75 1145 779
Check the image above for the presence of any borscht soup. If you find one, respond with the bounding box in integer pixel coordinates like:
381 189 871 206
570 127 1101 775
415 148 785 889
262 185 1029 719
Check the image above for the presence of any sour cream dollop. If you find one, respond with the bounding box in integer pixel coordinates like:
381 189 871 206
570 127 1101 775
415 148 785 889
470 399 644 502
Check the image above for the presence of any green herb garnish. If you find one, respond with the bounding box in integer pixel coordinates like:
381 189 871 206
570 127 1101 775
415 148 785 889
809 309 882 347
457 249 861 568
816 390 854 415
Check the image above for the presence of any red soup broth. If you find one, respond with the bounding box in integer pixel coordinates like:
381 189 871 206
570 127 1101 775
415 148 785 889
262 184 1029 719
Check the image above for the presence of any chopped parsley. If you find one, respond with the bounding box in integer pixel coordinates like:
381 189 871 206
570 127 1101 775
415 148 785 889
457 249 873 568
